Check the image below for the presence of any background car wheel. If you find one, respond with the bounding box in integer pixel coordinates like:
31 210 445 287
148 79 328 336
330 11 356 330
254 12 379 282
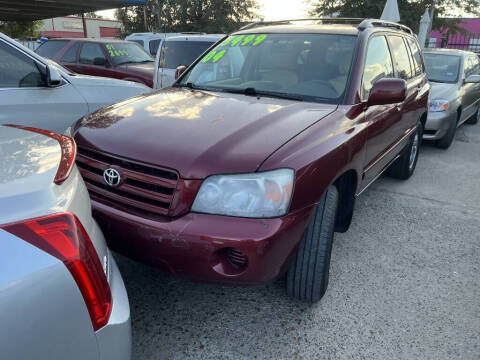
388 121 423 180
466 107 479 125
436 113 458 149
286 186 338 303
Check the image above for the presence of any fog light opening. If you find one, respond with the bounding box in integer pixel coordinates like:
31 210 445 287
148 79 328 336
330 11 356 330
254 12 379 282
226 247 248 269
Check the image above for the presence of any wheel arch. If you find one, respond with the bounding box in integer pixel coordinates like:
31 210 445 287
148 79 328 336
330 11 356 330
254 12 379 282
333 169 358 233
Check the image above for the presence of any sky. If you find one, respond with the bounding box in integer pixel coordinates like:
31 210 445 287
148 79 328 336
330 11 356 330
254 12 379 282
97 0 311 21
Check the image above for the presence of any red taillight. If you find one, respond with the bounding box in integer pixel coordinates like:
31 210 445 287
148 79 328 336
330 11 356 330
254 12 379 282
4 124 76 184
1 213 111 331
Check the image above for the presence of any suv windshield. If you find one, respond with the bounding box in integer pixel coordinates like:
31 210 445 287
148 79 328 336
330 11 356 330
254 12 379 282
105 42 154 66
424 53 461 83
179 33 356 103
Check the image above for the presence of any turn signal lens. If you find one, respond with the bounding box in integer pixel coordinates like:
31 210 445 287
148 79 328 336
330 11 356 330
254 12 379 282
4 125 76 184
1 213 111 331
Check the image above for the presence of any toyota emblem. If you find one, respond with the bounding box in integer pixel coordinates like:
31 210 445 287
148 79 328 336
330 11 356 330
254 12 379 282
103 168 121 187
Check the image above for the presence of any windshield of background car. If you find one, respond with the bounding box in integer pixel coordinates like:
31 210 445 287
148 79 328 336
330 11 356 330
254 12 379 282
105 42 154 66
160 41 215 69
179 33 357 103
424 53 461 83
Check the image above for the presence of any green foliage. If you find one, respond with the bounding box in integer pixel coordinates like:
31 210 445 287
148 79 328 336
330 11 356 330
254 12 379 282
115 0 260 36
0 21 42 39
309 0 479 34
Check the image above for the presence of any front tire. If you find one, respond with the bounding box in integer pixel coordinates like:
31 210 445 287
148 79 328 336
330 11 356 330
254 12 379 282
435 113 458 149
388 121 423 180
286 186 338 303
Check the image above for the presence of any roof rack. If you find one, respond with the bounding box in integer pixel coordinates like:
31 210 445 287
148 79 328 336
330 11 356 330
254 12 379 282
358 19 413 34
239 18 365 31
239 18 413 35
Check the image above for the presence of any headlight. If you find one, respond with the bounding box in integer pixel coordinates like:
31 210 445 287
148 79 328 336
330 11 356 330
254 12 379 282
429 99 449 112
191 169 294 218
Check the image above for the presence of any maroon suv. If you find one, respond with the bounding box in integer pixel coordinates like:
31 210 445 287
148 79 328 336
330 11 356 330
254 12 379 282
36 38 155 87
74 19 429 302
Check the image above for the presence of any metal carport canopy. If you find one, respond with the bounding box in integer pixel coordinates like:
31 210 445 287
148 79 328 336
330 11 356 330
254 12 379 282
0 0 146 21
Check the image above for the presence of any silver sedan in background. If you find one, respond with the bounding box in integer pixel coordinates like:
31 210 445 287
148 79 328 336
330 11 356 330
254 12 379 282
0 125 131 360
423 49 480 149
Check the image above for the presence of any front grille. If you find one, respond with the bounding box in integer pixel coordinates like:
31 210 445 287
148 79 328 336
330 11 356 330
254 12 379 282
76 147 178 216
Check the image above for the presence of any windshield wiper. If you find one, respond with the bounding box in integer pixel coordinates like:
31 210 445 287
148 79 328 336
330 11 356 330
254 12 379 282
222 87 304 101
175 82 211 91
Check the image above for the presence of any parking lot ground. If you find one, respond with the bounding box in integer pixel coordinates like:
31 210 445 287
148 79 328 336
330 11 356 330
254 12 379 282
115 123 480 360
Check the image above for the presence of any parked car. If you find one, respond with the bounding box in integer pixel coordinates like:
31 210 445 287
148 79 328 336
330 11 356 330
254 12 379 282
423 49 480 148
36 38 156 87
73 19 429 303
0 125 131 360
125 32 203 56
0 32 149 134
153 34 223 88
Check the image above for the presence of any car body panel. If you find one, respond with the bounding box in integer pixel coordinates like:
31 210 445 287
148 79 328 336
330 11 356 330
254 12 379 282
424 50 480 140
0 32 149 134
74 23 429 285
0 126 131 360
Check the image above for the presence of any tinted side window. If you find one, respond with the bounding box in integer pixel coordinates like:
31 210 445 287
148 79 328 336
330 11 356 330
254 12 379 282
79 43 106 65
388 36 413 80
149 39 161 55
406 38 423 76
0 41 46 88
130 39 144 47
36 40 68 59
363 36 394 97
61 43 79 63
161 41 213 69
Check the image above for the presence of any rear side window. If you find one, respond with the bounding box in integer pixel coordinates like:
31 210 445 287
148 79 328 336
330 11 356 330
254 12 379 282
149 39 161 55
388 36 413 80
363 36 394 97
79 43 106 65
470 56 480 75
61 43 79 63
36 40 68 59
406 38 423 76
160 41 213 69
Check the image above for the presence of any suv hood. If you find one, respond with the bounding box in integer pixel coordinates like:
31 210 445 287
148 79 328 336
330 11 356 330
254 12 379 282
74 88 336 179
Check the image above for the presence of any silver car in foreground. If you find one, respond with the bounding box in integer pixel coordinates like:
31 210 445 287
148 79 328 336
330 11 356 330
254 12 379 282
0 125 131 360
423 49 480 148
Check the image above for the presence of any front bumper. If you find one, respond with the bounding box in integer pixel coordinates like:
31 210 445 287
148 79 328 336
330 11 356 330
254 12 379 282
92 200 315 286
424 111 457 140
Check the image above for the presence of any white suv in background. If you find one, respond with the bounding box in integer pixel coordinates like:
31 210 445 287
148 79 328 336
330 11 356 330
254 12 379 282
153 34 223 89
0 32 149 134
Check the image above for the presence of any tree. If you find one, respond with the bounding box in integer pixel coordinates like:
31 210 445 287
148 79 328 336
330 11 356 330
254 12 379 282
115 0 260 36
309 0 479 34
0 21 42 39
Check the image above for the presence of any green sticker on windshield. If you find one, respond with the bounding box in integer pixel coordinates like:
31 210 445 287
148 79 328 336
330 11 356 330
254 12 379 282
241 34 256 46
212 49 227 63
219 37 233 47
106 44 128 57
252 34 267 46
201 50 217 63
230 35 245 46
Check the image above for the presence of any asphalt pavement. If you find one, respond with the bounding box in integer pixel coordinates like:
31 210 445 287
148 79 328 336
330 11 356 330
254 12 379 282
115 122 480 360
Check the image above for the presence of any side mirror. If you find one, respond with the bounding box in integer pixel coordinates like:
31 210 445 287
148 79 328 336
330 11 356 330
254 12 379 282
175 65 187 80
93 57 107 66
368 78 406 106
465 74 480 83
46 64 62 87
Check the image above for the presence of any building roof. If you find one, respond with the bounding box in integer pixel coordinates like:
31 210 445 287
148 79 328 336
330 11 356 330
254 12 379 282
0 0 146 21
